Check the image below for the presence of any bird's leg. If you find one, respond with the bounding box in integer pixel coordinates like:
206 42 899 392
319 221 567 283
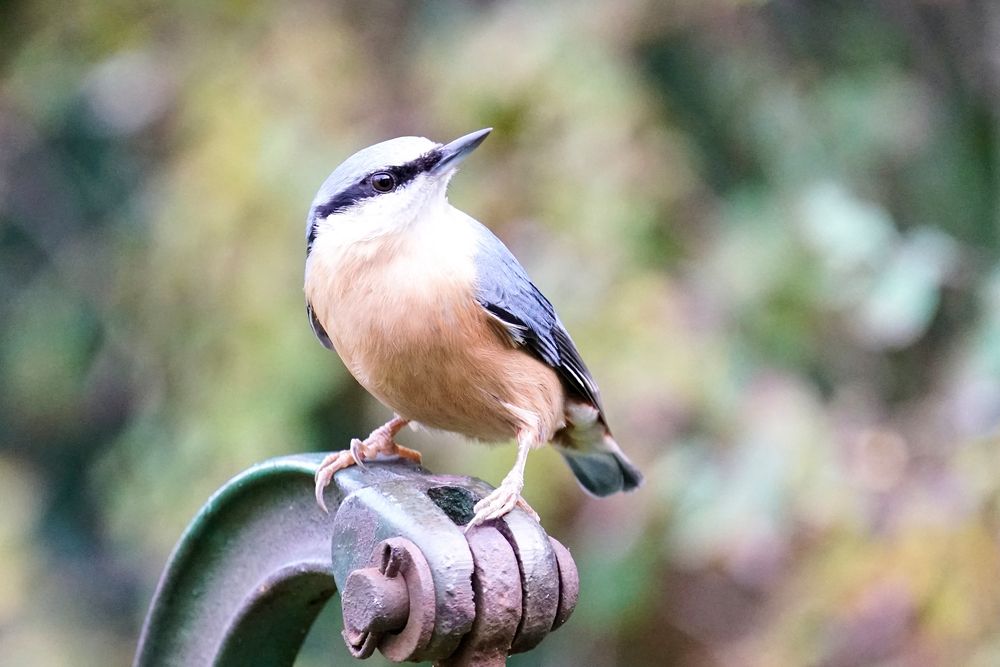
466 429 540 531
314 416 418 512
349 416 420 469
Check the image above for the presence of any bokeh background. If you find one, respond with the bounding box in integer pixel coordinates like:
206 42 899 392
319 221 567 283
3 1 1000 665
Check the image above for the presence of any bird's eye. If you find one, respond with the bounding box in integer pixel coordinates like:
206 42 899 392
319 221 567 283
371 172 396 193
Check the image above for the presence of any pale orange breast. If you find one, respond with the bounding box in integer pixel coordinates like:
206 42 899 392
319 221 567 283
305 218 565 443
368 299 566 443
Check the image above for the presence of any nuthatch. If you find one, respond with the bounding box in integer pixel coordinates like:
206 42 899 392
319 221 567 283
304 128 642 528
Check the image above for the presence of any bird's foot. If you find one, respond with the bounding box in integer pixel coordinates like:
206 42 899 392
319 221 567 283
353 422 423 469
314 420 420 512
314 449 357 513
465 475 539 532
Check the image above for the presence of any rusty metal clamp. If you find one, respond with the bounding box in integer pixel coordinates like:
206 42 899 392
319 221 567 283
328 463 579 665
133 454 578 667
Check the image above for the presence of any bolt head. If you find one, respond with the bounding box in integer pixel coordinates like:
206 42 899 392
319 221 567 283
341 566 409 635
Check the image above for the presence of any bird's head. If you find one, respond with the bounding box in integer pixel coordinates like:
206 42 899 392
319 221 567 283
306 128 491 253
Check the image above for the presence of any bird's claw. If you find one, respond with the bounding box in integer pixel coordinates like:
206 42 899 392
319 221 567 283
313 440 369 512
515 496 540 522
464 483 538 533
349 438 368 471
314 429 423 513
314 450 357 513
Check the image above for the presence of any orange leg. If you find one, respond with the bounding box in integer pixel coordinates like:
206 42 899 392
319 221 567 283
313 416 419 512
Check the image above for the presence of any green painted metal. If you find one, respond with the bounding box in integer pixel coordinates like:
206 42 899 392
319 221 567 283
134 454 340 667
133 454 578 666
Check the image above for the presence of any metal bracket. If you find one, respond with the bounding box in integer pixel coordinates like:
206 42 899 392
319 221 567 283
133 454 577 666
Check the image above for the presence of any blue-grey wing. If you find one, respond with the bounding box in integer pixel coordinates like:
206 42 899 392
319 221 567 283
471 221 604 414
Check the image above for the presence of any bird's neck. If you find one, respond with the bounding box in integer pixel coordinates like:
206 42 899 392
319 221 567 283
307 201 475 287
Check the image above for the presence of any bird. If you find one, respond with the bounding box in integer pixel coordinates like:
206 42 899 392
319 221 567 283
304 128 642 529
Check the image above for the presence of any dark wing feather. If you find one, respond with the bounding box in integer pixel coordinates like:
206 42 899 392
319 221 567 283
307 302 334 350
472 223 604 414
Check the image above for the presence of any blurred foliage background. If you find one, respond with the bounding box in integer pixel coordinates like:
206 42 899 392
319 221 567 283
3 0 1000 665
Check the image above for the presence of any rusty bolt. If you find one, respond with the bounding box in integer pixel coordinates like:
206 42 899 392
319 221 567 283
341 542 411 658
341 567 409 636
340 537 436 661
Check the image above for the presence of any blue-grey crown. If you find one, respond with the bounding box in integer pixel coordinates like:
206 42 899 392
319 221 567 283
305 136 441 252
305 128 492 254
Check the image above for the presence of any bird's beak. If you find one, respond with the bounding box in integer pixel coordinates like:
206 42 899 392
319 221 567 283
430 128 492 176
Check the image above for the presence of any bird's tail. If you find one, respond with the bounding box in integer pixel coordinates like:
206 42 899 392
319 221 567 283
553 402 643 497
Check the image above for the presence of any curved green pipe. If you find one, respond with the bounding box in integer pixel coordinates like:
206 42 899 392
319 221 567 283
134 454 340 667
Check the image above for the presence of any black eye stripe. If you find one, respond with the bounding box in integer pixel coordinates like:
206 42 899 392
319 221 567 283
385 150 441 186
310 180 373 225
311 149 442 218
306 148 444 255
